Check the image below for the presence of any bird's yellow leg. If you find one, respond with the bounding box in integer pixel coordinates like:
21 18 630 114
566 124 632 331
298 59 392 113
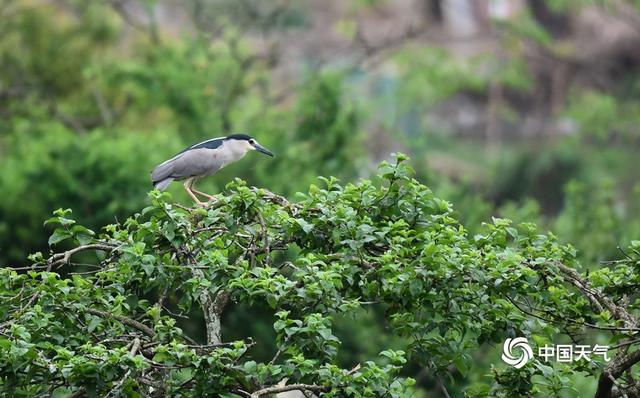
190 181 216 202
183 179 205 206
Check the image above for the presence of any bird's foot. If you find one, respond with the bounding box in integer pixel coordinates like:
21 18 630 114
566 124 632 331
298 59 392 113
193 197 217 207
192 190 216 202
201 193 216 201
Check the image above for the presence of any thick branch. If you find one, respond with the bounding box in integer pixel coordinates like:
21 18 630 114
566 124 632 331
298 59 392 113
552 262 640 398
596 349 640 398
556 262 637 329
188 260 229 344
612 379 640 398
200 289 229 345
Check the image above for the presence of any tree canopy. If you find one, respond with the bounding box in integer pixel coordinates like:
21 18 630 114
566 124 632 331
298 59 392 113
2 156 639 397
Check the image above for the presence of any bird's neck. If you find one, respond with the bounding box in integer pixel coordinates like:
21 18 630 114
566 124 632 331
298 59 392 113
221 140 249 163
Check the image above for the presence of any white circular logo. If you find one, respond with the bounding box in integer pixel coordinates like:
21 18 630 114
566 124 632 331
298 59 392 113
502 337 533 369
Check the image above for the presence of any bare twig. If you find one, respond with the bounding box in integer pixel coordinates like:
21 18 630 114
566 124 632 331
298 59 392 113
48 243 118 270
506 295 640 332
346 364 361 375
129 337 141 355
256 212 270 265
0 292 41 331
250 383 326 398
86 308 155 338
106 338 141 398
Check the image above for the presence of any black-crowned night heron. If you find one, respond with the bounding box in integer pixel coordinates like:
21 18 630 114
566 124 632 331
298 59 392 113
151 134 273 205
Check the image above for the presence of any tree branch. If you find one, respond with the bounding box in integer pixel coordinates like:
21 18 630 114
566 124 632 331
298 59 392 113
250 383 326 398
48 243 118 269
188 262 229 345
551 262 640 398
106 337 141 398
86 308 155 338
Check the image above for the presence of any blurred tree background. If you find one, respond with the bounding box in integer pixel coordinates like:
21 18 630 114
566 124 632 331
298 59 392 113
1 0 640 395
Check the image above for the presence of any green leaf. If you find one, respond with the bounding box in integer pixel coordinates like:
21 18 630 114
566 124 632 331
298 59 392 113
48 229 72 246
295 218 314 234
86 316 101 333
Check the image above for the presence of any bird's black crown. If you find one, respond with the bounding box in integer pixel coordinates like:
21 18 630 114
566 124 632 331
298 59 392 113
225 133 252 141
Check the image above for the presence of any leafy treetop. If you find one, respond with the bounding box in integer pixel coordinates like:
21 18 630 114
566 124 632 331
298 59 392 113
1 155 639 397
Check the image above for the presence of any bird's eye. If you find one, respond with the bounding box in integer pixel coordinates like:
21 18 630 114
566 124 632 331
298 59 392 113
249 139 255 144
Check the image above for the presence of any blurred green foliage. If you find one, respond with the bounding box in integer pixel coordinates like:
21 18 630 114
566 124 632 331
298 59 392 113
0 1 362 266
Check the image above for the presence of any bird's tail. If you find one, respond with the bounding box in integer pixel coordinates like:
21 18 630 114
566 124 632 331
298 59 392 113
153 178 174 191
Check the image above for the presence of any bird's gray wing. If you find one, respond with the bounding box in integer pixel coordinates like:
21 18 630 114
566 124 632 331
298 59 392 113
151 158 176 184
151 148 223 183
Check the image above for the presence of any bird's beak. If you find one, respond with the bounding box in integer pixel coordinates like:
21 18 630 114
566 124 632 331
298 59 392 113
253 143 274 157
